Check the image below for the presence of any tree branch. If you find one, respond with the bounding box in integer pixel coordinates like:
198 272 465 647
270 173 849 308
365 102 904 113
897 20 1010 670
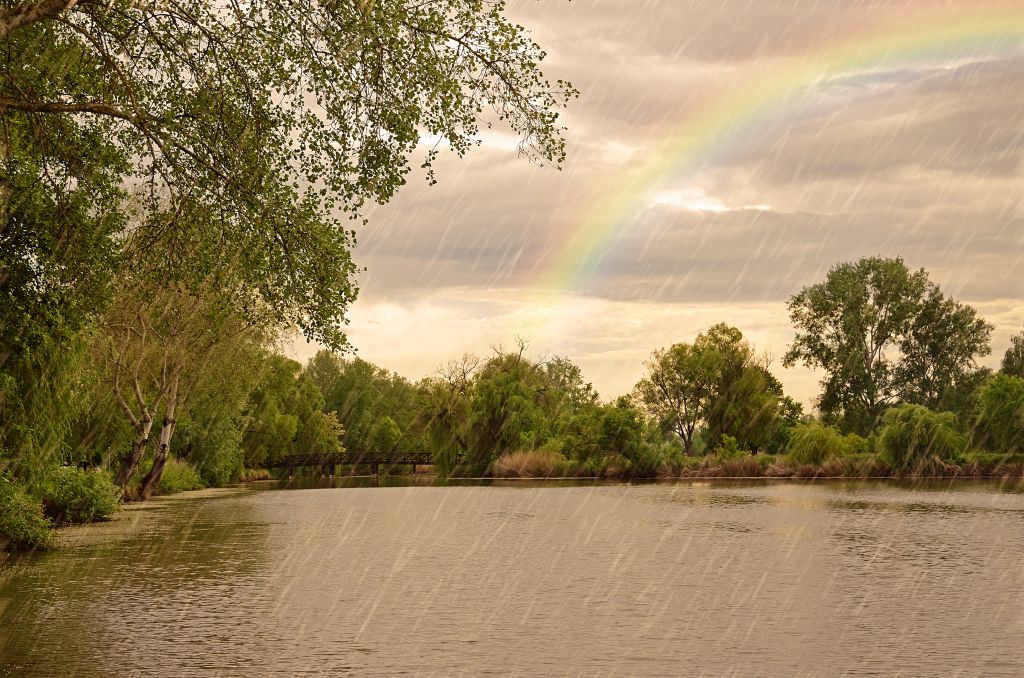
0 0 79 41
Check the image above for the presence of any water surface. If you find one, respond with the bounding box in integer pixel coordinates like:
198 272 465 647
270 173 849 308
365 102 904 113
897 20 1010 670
2 479 1023 676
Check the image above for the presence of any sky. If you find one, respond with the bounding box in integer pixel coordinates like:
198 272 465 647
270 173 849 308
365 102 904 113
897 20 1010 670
293 0 1024 408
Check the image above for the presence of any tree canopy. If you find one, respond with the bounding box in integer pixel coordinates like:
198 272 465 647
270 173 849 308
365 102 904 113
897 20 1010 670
2 0 577 348
635 324 794 455
784 257 991 433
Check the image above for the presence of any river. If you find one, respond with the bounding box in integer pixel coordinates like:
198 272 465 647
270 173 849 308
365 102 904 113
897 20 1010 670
2 478 1023 676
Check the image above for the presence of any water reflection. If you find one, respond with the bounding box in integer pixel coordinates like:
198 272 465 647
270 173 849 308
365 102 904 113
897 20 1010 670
2 480 1023 676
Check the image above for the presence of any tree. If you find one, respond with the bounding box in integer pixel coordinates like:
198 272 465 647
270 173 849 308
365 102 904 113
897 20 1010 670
242 353 343 468
975 374 1024 453
418 354 479 477
0 109 126 486
899 286 994 409
878 404 965 471
465 341 549 472
634 342 715 455
785 257 992 433
96 272 258 498
311 353 420 453
697 324 791 451
1002 326 1024 378
635 324 790 455
1 0 576 349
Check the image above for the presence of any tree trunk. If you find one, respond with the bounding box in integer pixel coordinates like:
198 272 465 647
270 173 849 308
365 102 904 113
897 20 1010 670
115 413 154 487
138 374 178 500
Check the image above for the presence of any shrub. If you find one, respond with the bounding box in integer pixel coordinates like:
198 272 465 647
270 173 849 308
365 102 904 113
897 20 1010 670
44 466 121 524
879 404 965 472
157 458 205 495
719 455 765 477
713 435 744 461
975 374 1024 452
0 476 55 552
961 452 1024 476
765 460 795 477
843 433 872 454
624 444 665 478
786 422 847 466
491 449 571 478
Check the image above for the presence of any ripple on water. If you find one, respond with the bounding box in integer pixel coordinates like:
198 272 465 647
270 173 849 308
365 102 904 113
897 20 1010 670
2 480 1023 677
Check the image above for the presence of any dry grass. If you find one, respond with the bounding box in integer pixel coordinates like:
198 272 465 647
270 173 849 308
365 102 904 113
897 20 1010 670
992 461 1024 478
719 456 765 477
491 450 571 478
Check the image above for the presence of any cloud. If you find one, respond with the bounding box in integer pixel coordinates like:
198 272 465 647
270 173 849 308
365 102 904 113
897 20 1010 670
290 1 1024 406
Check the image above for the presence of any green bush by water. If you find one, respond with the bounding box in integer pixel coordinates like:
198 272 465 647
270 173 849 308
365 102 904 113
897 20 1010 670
0 476 55 552
157 458 205 495
879 404 965 472
786 422 848 466
43 466 121 524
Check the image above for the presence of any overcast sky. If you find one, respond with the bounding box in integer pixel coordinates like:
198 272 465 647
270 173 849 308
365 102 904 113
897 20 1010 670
294 0 1023 408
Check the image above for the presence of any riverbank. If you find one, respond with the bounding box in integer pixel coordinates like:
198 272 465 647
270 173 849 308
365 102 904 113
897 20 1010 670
0 486 247 565
486 449 1024 481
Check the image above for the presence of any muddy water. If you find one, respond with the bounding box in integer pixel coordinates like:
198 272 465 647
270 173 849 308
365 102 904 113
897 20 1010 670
2 479 1023 676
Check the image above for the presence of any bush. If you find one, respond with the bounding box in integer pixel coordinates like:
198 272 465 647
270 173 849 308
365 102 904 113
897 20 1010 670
843 433 872 454
157 458 205 495
786 422 847 466
0 476 55 552
712 435 744 461
975 374 1024 452
625 444 664 478
719 455 767 477
879 404 965 472
960 451 1024 475
44 466 121 524
491 449 571 478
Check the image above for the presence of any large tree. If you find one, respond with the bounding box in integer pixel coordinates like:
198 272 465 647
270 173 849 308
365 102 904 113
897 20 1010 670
1 0 576 348
785 257 992 433
635 324 788 455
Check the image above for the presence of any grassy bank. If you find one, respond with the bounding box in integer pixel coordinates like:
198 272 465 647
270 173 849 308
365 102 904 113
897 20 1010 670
487 449 1024 480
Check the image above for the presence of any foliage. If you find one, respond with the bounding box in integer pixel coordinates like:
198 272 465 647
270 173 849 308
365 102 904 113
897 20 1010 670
2 1 575 349
713 435 745 461
1002 326 1024 378
785 257 992 433
0 107 127 488
843 433 873 455
43 466 121 524
974 374 1024 453
243 353 344 468
157 458 205 496
310 353 420 454
787 422 849 466
466 347 551 472
879 404 965 471
0 476 55 552
635 324 794 454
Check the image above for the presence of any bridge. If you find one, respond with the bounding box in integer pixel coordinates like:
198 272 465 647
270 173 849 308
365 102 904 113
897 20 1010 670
267 451 438 476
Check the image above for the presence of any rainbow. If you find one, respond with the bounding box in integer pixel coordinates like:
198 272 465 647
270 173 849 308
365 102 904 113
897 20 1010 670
536 6 1024 296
